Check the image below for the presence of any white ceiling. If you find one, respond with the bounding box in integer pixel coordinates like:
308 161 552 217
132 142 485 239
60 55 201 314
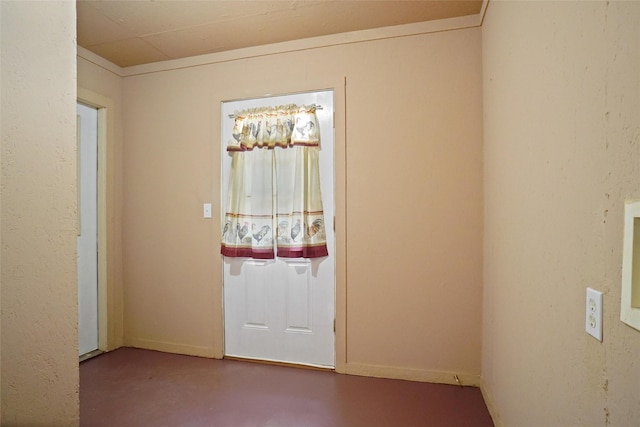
77 0 484 68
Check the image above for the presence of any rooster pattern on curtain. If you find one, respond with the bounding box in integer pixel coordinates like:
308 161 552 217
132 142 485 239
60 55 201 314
227 104 320 151
221 104 328 259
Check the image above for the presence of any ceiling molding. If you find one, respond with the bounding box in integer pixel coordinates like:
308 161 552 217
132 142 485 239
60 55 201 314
78 46 124 77
77 1 488 78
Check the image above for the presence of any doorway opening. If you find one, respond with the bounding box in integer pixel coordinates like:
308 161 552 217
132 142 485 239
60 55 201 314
77 94 110 361
220 90 336 368
77 102 99 359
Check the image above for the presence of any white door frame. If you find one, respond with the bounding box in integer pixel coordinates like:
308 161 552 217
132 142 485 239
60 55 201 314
77 102 99 356
220 89 336 367
213 82 347 373
77 88 110 353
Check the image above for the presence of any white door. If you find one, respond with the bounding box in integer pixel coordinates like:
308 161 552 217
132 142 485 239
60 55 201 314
222 90 335 368
77 102 99 356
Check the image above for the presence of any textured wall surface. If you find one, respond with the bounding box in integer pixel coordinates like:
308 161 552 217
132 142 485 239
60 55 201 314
482 1 640 426
1 1 79 424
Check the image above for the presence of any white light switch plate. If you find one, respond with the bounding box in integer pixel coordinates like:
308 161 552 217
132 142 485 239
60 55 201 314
586 288 603 341
203 203 212 219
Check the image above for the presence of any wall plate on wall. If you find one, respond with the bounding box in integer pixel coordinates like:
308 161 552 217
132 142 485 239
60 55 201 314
586 288 603 341
621 199 640 332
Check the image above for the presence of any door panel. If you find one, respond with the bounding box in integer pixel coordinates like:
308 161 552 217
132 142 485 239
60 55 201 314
285 262 312 332
222 90 335 368
244 262 268 329
77 102 99 356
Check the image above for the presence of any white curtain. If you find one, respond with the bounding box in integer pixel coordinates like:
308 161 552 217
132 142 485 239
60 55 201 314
221 104 328 259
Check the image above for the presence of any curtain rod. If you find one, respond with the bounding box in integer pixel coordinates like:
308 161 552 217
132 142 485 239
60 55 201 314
228 104 323 119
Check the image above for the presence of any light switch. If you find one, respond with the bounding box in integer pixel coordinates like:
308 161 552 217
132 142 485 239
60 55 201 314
203 203 212 219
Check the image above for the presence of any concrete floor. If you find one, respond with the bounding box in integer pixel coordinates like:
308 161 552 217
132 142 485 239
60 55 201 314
80 347 494 427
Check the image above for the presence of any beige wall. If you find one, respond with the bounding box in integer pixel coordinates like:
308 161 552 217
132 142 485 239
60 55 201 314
10 0 640 424
5 0 635 424
1 5 3 421
482 1 640 426
1 1 79 425
341 29 483 379
114 26 483 382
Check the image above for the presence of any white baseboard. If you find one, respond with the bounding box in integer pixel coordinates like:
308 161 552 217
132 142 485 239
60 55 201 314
125 337 216 358
121 341 484 391
343 362 481 387
479 380 503 427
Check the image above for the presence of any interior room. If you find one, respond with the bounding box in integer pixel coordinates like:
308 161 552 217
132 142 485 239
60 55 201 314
1 1 639 426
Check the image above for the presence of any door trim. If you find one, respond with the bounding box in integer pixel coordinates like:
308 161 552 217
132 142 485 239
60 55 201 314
218 88 346 372
77 87 122 351
77 102 99 356
212 81 347 373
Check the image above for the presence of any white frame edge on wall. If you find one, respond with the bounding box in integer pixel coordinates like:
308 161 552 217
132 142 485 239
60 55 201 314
621 199 640 331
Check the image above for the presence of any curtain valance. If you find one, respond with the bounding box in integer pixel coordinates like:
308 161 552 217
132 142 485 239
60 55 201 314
221 104 328 259
227 104 320 151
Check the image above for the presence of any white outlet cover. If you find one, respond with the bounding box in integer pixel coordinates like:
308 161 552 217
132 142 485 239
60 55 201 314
586 288 603 341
